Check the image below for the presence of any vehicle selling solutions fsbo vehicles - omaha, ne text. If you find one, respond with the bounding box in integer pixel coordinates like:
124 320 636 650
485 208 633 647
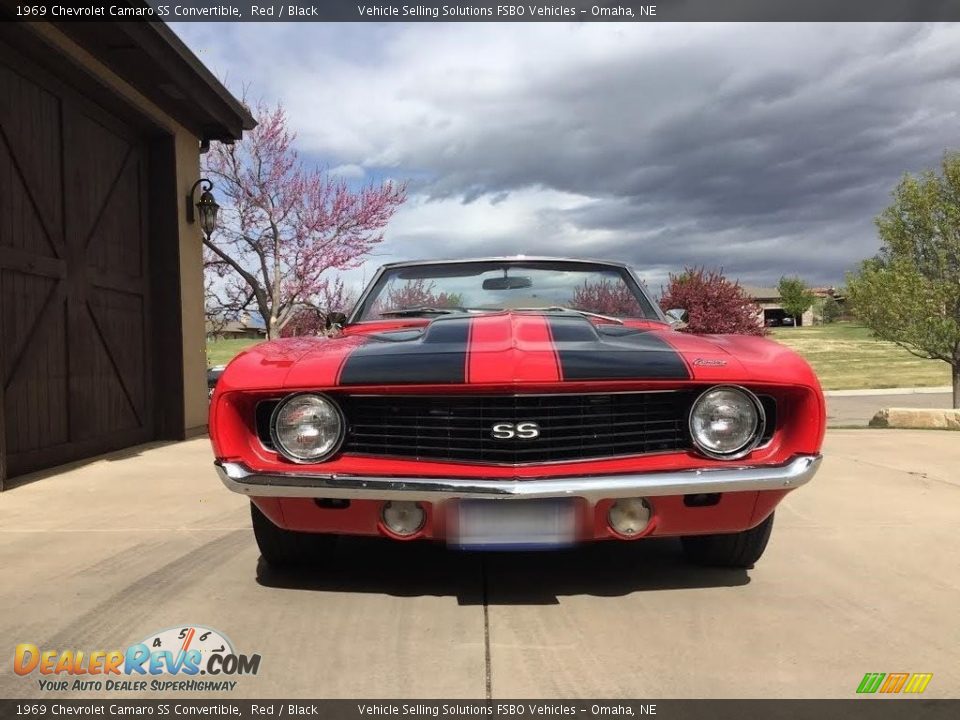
209 258 824 568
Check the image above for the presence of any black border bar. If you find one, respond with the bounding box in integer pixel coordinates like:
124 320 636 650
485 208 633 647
1 700 959 719
2 1 960 22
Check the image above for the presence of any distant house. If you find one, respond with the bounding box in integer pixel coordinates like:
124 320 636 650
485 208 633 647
206 314 267 340
742 286 814 327
743 286 845 327
810 287 847 321
811 287 846 302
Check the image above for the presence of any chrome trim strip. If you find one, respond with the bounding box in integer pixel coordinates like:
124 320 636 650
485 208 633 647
346 262 388 323
340 388 687 398
623 263 667 323
342 448 684 469
379 256 634 270
216 454 821 503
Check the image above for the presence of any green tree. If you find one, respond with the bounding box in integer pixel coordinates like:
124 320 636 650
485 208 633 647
818 295 841 324
777 276 815 326
847 152 960 408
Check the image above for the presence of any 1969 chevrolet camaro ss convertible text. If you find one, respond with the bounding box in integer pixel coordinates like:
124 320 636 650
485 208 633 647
209 258 824 569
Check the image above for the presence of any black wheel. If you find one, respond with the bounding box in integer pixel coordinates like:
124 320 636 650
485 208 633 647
681 513 775 568
250 502 337 568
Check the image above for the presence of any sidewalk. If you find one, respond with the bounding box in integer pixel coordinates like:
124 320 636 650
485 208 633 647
824 386 952 397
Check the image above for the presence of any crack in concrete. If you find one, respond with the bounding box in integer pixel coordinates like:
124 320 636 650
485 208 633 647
835 455 959 489
482 556 492 700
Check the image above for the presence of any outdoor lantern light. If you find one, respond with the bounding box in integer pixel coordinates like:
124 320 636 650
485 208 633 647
187 178 220 237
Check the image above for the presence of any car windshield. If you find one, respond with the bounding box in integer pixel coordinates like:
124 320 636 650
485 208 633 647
353 261 659 321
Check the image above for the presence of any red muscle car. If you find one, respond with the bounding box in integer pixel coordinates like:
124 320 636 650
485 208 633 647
209 258 824 569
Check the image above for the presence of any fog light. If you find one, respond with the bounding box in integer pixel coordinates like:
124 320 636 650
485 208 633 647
381 501 426 537
608 498 651 537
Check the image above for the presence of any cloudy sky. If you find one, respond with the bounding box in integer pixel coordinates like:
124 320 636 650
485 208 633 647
173 22 960 292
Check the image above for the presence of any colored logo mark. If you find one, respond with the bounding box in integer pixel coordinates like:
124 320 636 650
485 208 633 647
857 672 933 694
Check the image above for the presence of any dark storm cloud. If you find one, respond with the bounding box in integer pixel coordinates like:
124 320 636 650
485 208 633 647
403 25 959 284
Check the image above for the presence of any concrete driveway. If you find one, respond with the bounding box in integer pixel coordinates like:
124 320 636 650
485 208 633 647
0 430 957 699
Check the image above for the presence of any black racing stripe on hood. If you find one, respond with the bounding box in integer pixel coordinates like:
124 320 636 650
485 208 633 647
338 316 471 385
546 315 691 380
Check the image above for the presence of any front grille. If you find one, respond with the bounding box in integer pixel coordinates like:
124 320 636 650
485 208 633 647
339 392 695 464
255 391 777 465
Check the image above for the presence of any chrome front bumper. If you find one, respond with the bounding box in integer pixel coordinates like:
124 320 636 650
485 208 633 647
215 454 821 503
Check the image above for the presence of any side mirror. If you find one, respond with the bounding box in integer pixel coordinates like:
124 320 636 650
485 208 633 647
325 311 347 330
665 308 689 329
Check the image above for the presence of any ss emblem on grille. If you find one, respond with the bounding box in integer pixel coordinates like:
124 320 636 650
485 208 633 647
491 421 540 439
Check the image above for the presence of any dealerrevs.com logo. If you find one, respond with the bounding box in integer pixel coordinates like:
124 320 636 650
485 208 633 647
13 625 261 692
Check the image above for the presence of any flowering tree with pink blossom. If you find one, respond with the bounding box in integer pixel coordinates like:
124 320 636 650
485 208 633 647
659 267 767 336
278 279 359 338
569 278 643 316
203 100 406 339
370 279 464 317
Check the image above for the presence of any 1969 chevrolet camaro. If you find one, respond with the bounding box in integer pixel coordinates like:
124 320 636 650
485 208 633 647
209 257 824 569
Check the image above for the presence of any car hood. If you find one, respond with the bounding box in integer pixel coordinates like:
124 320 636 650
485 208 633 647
220 312 818 390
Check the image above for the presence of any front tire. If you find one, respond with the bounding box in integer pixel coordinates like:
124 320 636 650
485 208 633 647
251 502 337 568
681 513 775 568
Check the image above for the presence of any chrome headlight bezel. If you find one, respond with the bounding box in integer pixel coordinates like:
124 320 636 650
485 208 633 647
688 385 765 460
269 392 345 463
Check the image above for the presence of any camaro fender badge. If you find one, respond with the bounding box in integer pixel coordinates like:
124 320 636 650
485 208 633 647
491 421 541 439
693 358 727 367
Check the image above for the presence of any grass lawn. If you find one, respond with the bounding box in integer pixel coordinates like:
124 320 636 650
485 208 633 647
205 323 951 391
206 338 262 367
770 322 952 390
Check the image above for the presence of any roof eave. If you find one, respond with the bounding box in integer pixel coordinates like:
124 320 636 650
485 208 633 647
53 18 255 144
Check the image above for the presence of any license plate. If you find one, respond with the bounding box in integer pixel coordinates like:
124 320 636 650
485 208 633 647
450 499 577 550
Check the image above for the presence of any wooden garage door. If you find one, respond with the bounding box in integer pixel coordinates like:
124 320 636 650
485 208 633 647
0 55 153 477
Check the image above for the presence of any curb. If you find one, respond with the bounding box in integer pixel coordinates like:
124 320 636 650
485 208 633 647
869 407 960 431
824 386 952 397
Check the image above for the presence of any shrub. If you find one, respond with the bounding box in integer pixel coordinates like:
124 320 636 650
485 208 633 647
659 267 767 336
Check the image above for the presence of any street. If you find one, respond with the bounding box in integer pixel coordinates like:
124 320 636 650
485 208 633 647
0 430 957 698
826 389 953 427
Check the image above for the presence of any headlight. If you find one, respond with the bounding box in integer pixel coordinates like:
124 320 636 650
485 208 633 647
689 386 764 459
270 393 344 463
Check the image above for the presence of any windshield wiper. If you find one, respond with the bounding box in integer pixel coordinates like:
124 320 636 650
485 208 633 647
514 306 625 325
379 306 464 317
